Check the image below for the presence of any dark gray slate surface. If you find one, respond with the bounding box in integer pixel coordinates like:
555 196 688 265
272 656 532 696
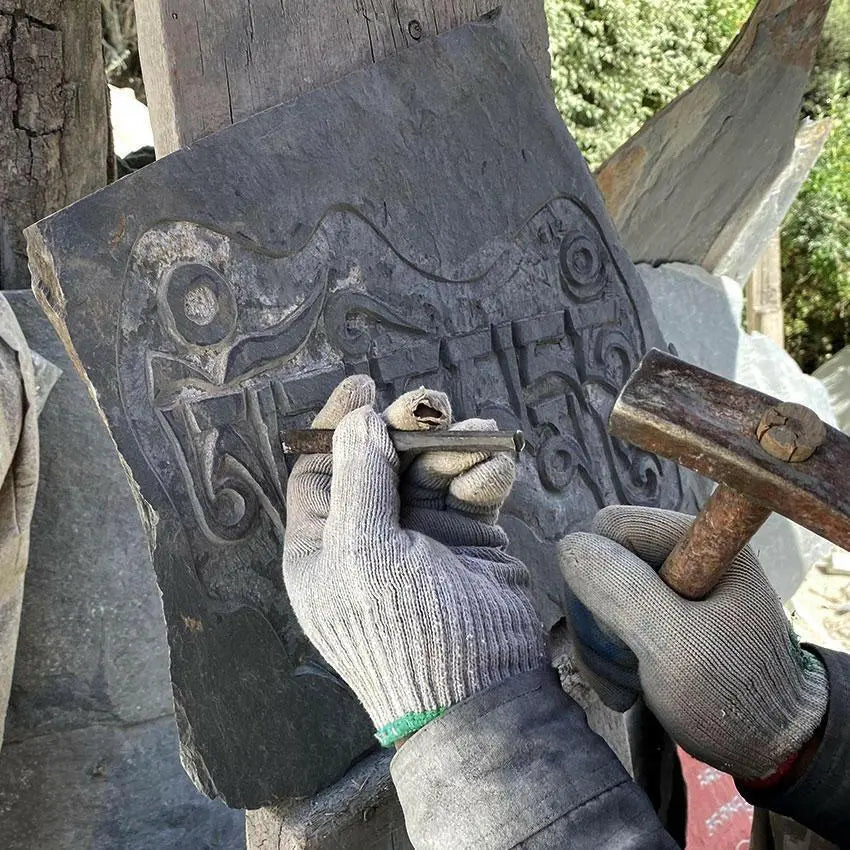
0 717 244 850
25 11 698 809
0 291 244 849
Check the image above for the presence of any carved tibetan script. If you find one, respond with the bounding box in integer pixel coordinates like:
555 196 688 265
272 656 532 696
26 13 697 808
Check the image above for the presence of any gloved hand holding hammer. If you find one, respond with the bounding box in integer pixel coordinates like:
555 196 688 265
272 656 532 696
560 507 829 785
283 373 850 849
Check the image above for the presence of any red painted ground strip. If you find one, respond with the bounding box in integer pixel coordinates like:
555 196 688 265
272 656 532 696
679 749 753 849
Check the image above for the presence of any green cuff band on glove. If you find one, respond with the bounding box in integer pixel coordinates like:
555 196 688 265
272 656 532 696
375 708 446 747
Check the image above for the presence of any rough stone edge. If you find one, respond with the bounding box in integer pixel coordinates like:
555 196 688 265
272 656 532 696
711 119 832 282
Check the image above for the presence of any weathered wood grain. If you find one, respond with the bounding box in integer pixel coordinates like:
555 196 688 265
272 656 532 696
135 0 550 155
0 0 108 289
746 232 785 345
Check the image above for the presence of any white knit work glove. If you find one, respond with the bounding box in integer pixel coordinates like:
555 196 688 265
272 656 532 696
283 377 547 747
558 506 829 782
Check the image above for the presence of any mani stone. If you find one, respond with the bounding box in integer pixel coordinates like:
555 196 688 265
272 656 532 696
597 0 830 270
25 11 698 809
639 262 836 599
0 291 245 850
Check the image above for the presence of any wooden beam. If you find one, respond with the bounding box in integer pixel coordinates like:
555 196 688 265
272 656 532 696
0 0 108 289
135 0 550 156
746 231 785 347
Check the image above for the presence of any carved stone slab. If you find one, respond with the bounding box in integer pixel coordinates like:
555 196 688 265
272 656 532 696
26 11 696 808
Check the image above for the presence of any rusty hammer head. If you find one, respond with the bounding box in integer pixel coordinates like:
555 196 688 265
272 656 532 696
609 349 850 553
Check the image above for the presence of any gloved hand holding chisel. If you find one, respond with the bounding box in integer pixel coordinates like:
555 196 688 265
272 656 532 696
283 375 547 747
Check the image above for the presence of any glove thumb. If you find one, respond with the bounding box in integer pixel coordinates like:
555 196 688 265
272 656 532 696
327 406 401 541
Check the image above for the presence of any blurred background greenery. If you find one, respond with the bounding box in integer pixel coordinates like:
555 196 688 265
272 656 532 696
546 0 850 373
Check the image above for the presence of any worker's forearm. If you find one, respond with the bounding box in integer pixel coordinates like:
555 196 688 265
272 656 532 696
738 646 850 845
391 668 678 850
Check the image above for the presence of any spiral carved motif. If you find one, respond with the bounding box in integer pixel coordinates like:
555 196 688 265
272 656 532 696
559 229 609 302
537 433 580 492
161 263 238 347
207 471 260 541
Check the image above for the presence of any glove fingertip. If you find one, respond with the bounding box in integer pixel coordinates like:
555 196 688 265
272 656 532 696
557 532 602 578
592 505 695 566
558 532 678 635
448 418 497 433
382 387 451 431
312 374 376 429
449 451 516 509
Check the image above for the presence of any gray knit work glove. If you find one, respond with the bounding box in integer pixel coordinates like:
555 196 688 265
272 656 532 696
283 378 547 747
558 506 829 782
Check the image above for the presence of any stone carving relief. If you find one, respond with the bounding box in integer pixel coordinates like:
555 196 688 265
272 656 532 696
119 198 691 635
26 14 700 809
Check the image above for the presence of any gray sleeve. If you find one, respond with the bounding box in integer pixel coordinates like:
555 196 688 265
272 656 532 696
740 646 850 846
390 668 679 849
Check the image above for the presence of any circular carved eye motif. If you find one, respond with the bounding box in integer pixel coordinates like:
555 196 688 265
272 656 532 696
559 231 608 301
214 488 246 528
184 281 219 326
161 263 237 346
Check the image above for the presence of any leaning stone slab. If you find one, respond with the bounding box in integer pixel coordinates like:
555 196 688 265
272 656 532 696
0 291 245 850
639 262 836 599
26 12 697 809
814 347 850 435
711 119 831 283
597 0 830 269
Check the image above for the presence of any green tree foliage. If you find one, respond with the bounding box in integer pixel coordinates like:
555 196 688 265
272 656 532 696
782 0 850 372
546 0 755 169
547 0 850 374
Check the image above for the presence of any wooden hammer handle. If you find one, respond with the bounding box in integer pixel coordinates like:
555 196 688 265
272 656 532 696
659 485 771 600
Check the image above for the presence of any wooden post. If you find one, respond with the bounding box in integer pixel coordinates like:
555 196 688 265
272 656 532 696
746 231 785 347
135 0 550 156
0 0 108 289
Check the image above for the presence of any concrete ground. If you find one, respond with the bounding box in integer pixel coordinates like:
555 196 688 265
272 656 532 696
788 548 850 653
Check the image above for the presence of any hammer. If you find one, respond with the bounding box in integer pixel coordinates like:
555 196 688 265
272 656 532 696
610 349 850 600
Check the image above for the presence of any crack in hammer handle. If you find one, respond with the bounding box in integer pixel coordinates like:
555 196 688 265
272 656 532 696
659 485 771 600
